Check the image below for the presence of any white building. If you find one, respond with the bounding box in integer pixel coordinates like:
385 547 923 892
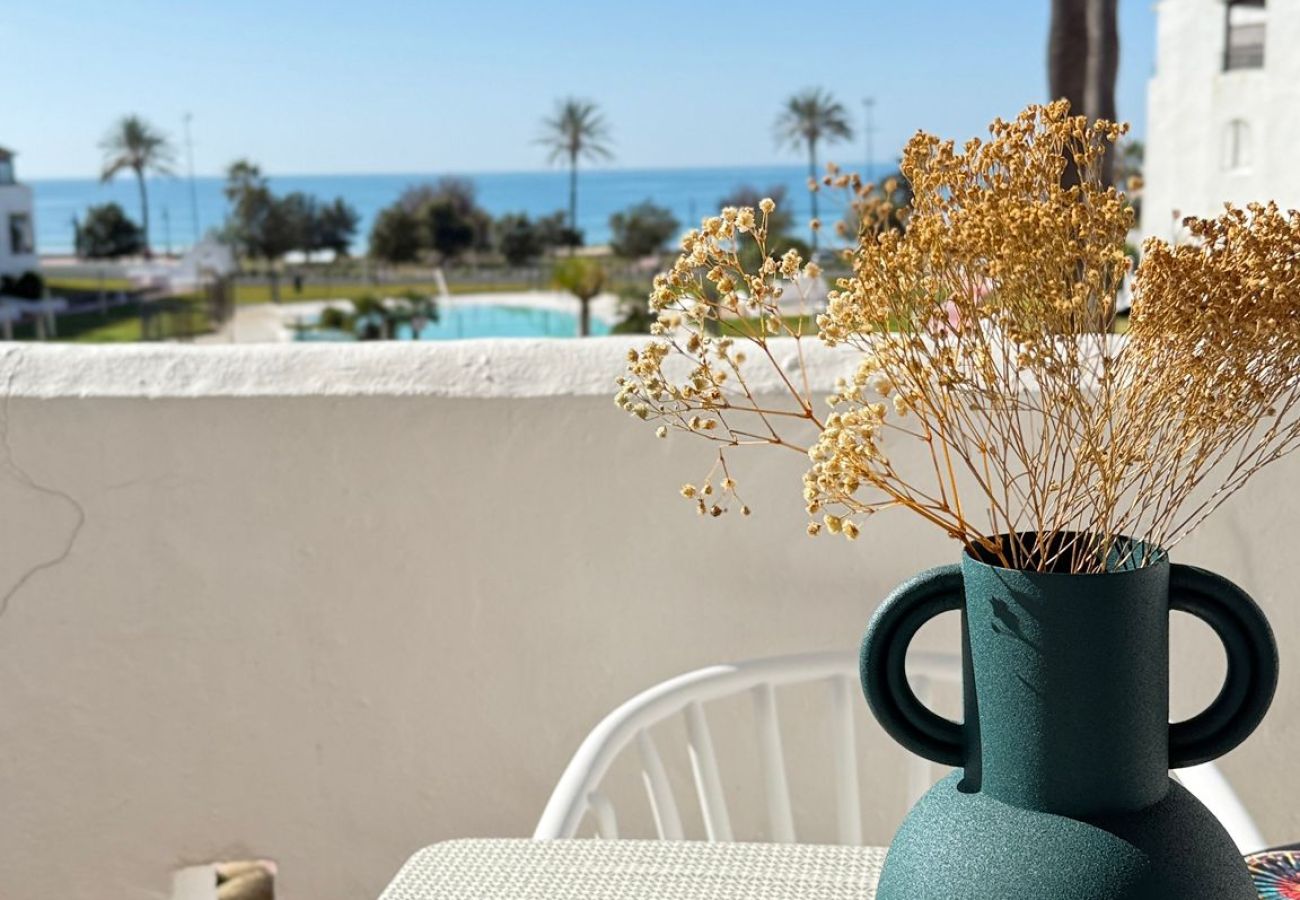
1142 0 1300 243
0 146 38 284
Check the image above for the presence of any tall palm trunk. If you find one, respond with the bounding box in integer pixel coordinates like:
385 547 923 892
1085 0 1119 187
579 297 591 337
568 150 579 256
1049 0 1088 116
807 139 820 254
135 165 152 259
1049 0 1119 186
1051 0 1119 332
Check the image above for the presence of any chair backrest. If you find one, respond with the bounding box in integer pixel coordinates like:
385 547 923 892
534 651 1265 853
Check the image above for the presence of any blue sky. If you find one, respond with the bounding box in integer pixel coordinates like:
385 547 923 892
5 1 1156 179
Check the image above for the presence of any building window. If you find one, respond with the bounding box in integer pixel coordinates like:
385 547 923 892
1222 120 1253 171
9 213 33 255
1224 0 1266 71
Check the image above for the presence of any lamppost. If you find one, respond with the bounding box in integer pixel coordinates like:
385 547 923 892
184 113 200 246
862 97 876 183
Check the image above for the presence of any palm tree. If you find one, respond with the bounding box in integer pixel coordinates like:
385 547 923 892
1049 0 1119 185
537 98 613 253
99 116 175 258
774 89 854 253
552 256 606 337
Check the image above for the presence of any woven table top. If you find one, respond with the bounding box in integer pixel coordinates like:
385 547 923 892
379 839 886 899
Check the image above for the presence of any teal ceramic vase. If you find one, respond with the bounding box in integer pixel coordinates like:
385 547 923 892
861 534 1278 900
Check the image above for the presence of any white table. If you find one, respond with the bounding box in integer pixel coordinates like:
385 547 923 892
379 839 886 899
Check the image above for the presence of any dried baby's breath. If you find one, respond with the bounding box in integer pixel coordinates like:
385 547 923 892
616 101 1300 573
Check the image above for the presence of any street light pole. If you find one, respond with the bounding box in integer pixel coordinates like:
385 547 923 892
862 97 876 183
184 113 200 247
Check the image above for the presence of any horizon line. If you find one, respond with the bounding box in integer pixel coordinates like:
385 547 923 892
22 158 895 183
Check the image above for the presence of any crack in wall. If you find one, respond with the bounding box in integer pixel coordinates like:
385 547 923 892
0 353 86 621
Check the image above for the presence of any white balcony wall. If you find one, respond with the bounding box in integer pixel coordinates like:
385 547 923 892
0 340 1295 900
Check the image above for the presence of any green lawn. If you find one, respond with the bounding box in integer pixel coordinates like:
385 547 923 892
10 301 211 343
45 277 134 293
39 308 155 342
21 279 211 342
719 314 819 337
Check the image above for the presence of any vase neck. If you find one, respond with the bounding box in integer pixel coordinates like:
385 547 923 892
959 556 1171 816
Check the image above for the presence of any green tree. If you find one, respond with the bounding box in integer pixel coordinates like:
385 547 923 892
76 203 145 258
393 289 439 340
223 162 296 302
319 305 350 331
99 115 175 258
1114 138 1143 188
222 159 268 248
279 191 320 261
369 206 423 263
609 200 679 259
351 293 389 340
538 98 613 253
398 178 473 214
552 256 606 337
399 178 492 250
317 198 360 257
248 195 297 302
774 88 853 252
495 213 546 266
422 199 477 263
536 210 581 250
611 283 655 334
223 159 264 203
381 178 492 263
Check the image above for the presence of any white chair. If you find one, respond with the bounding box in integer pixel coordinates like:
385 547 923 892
534 651 1266 853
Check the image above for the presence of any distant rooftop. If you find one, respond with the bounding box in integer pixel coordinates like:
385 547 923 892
0 147 12 161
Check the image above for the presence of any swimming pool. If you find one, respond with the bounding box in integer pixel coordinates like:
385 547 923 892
294 303 612 341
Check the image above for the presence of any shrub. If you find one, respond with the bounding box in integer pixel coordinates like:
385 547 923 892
536 211 582 250
76 203 145 259
368 206 422 263
0 272 44 300
494 213 546 266
609 201 679 258
422 199 477 262
318 305 349 330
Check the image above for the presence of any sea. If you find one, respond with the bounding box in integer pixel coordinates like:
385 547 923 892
28 163 866 256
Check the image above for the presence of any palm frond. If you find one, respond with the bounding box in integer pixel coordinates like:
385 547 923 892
773 88 854 151
537 97 614 166
98 115 176 183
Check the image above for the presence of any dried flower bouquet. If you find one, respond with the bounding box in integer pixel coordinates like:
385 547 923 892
615 102 1300 573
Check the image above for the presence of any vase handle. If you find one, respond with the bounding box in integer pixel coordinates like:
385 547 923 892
1168 563 1279 768
860 564 965 766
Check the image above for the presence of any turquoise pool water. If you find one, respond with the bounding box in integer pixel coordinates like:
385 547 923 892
294 304 611 341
